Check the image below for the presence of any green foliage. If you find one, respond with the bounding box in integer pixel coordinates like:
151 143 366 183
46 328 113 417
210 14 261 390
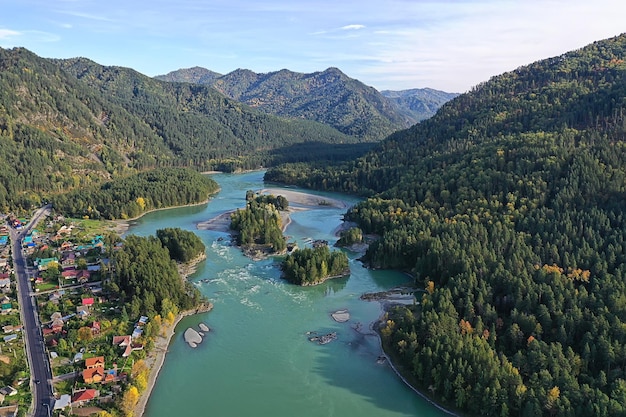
281 245 350 286
336 227 363 247
158 66 418 141
52 167 218 219
230 192 286 253
0 47 377 212
268 34 626 416
156 227 205 263
112 234 203 318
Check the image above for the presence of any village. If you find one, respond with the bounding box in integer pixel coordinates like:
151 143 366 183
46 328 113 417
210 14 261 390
1 215 152 416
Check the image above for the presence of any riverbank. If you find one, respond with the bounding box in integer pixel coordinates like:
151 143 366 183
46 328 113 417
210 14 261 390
133 254 213 417
111 198 214 236
374 311 462 417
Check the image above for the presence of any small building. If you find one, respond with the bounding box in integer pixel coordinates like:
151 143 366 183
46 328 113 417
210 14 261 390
77 270 91 283
54 394 71 410
76 305 90 317
2 335 17 343
0 404 18 417
71 388 99 406
85 356 105 369
0 387 16 396
34 257 59 271
61 268 77 280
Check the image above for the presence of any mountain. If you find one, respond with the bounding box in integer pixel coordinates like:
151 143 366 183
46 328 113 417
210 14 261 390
381 88 459 123
0 47 368 211
154 66 222 84
156 67 453 140
266 34 626 416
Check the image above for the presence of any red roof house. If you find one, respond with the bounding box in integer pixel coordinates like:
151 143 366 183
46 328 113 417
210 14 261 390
71 388 99 406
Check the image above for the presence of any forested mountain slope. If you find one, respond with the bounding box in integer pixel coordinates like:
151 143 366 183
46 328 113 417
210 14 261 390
157 66 420 139
380 88 460 124
0 47 362 211
266 34 626 416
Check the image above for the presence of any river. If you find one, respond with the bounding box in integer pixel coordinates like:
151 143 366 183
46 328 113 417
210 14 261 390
128 171 448 417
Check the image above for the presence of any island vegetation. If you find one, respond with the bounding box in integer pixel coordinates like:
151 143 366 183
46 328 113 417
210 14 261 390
229 191 287 255
335 226 364 247
281 245 350 286
266 34 626 416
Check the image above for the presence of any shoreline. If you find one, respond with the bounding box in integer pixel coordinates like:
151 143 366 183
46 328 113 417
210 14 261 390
133 254 212 417
111 198 214 236
373 310 463 417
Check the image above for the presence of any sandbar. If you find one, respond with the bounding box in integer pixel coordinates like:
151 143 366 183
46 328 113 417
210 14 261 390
197 188 347 234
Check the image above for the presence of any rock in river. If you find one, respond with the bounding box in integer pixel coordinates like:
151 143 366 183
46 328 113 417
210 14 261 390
331 309 350 323
184 327 203 347
199 323 210 332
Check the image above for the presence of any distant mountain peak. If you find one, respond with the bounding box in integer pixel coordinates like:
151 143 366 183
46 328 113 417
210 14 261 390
154 65 457 138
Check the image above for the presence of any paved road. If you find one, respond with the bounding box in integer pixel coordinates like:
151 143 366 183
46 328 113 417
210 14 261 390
9 205 54 417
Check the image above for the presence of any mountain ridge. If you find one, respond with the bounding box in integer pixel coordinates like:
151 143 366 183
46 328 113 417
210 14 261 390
156 66 458 137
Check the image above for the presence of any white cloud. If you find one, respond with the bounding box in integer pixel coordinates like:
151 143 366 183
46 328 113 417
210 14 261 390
341 24 365 30
0 29 21 40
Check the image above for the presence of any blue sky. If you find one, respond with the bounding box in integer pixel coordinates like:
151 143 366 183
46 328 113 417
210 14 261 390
1 0 624 92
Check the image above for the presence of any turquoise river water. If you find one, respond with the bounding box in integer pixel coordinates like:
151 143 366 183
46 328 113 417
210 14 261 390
128 171 449 417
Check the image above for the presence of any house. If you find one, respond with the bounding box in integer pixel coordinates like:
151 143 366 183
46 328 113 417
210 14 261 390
61 268 77 280
0 404 18 417
0 387 16 396
71 388 99 406
0 300 11 314
61 252 75 267
83 356 105 384
91 321 101 336
51 318 64 333
113 335 133 357
77 270 91 284
2 325 21 334
0 279 10 294
76 305 90 317
85 356 105 369
54 394 71 410
60 241 73 251
2 335 17 343
131 327 143 339
34 257 59 271
138 316 149 326
34 277 44 285
82 298 94 307
48 291 65 303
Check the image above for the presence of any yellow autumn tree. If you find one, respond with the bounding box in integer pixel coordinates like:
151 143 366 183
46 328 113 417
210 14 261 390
136 197 146 210
120 385 140 417
545 386 560 410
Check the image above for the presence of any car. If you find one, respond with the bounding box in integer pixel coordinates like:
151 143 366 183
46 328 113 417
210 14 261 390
34 379 40 384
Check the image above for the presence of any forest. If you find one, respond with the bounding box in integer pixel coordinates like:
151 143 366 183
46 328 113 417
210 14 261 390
156 227 206 263
108 229 205 319
51 167 218 220
229 191 287 253
266 34 626 416
0 47 378 213
281 245 350 286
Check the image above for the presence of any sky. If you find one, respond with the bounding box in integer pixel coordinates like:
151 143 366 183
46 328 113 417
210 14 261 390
0 0 625 92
